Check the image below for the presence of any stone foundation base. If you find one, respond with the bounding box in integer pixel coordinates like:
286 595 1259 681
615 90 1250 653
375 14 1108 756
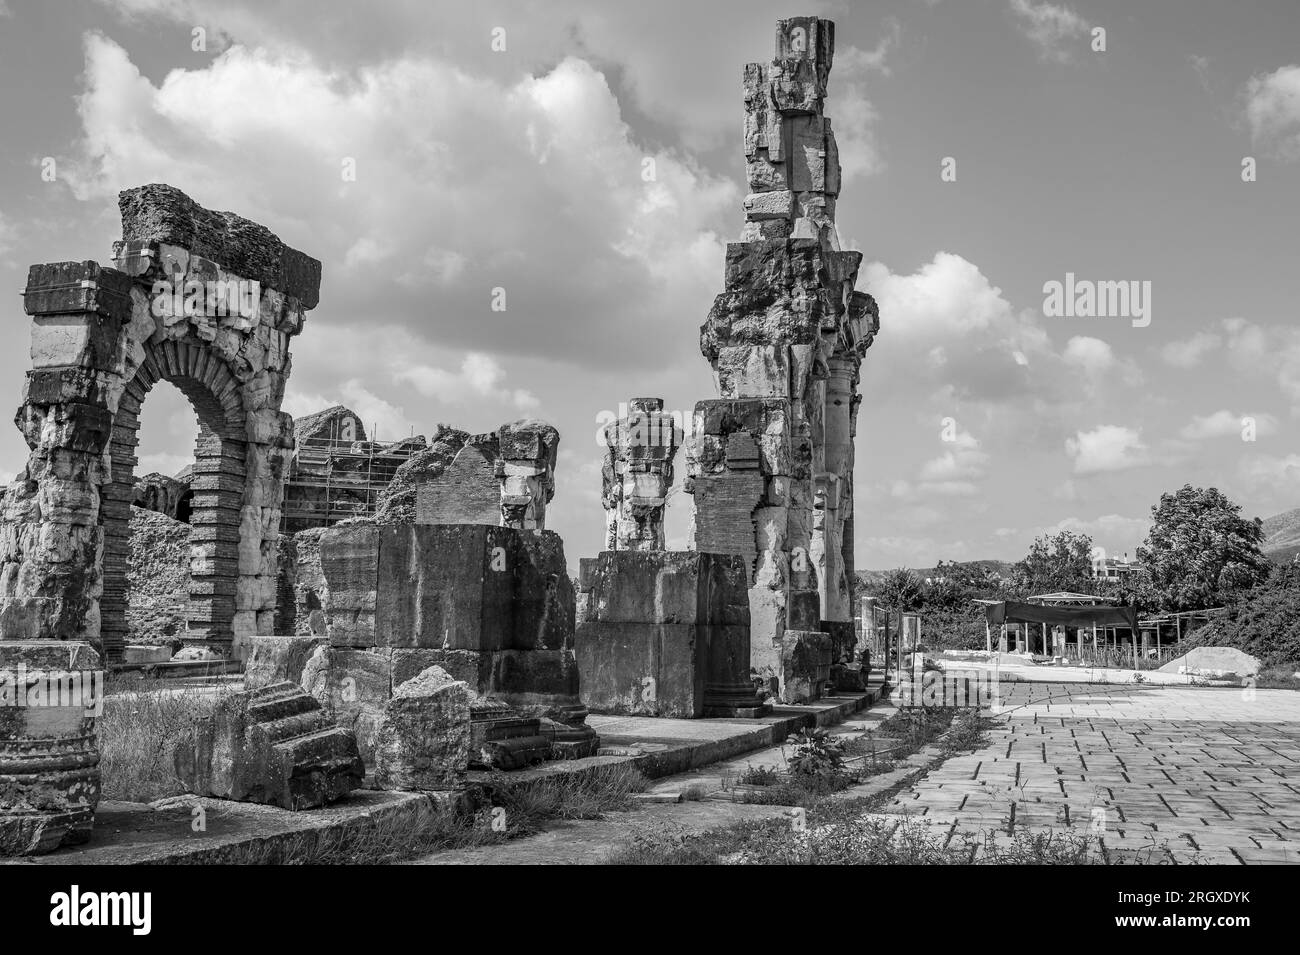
0 641 102 857
576 551 766 719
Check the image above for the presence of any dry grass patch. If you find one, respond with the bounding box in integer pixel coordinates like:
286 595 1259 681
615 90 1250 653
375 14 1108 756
98 674 235 803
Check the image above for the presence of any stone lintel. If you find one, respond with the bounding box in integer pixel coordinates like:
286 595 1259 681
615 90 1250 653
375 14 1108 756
117 184 322 309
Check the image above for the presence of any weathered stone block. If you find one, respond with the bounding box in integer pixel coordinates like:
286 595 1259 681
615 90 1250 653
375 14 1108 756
373 665 469 791
244 634 326 690
576 552 764 718
0 640 102 856
780 629 833 703
319 523 379 647
117 185 322 309
174 681 363 809
743 190 795 221
415 434 499 525
23 261 134 323
302 646 391 763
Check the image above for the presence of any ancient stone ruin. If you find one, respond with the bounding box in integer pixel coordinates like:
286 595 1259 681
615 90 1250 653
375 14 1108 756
1 14 880 857
0 641 102 854
685 16 878 703
0 185 320 852
0 184 320 664
577 398 768 718
247 415 596 778
600 398 682 551
173 681 364 809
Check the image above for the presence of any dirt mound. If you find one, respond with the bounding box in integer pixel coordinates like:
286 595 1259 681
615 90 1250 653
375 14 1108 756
127 505 190 645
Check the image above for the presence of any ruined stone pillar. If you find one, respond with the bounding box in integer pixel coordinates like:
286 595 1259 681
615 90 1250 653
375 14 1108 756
2 186 320 662
601 398 682 551
0 185 318 853
686 16 878 703
497 420 558 531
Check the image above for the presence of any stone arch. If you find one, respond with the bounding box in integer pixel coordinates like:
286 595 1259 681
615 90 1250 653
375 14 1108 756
100 340 249 661
0 184 320 665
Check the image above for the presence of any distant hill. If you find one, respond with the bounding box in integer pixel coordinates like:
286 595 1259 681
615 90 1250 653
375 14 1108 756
1262 507 1300 563
857 559 1018 588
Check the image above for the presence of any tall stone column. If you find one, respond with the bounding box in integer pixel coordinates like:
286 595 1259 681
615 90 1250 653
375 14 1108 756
686 16 878 703
0 262 129 854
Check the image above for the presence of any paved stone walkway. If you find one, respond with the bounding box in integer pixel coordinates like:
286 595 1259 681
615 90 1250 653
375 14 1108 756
881 682 1300 864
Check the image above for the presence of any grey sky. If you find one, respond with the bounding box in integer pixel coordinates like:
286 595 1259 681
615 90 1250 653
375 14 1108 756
0 0 1296 571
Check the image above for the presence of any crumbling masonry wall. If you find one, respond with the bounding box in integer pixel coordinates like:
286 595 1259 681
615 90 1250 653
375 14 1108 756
686 17 878 699
0 184 320 663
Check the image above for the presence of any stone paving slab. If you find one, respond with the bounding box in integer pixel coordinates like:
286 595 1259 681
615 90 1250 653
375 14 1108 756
5 792 446 865
879 682 1300 864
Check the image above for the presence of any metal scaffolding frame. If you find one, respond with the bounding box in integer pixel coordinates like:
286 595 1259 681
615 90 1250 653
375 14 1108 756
282 423 420 528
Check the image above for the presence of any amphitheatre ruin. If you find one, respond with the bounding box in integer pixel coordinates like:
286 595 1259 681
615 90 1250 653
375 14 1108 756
0 16 892 854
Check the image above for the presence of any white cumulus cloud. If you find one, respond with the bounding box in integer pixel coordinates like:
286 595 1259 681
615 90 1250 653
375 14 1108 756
1066 425 1148 474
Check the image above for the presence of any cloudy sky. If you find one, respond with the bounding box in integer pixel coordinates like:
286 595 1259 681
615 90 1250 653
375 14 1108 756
0 0 1297 571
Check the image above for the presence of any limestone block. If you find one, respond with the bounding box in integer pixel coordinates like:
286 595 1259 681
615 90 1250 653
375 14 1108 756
319 523 379 647
23 261 133 326
780 629 833 703
246 409 295 447
303 646 391 763
743 191 795 221
690 469 764 564
117 184 322 309
740 219 794 242
576 552 761 718
824 119 841 197
365 524 574 653
415 435 499 525
174 681 363 809
788 116 827 193
244 635 326 690
775 16 835 88
746 153 789 193
372 666 470 791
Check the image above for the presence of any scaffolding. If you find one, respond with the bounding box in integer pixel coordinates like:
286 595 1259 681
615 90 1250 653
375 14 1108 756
282 423 422 529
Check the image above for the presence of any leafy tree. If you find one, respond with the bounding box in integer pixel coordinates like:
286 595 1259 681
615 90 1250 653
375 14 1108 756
875 567 924 613
1186 563 1300 667
1136 485 1271 611
1013 530 1093 595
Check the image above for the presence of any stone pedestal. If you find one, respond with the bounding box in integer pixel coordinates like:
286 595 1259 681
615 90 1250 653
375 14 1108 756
575 551 769 719
0 641 102 855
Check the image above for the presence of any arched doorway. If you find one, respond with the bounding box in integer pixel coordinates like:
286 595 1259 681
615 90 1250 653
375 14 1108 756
0 183 319 665
99 340 247 663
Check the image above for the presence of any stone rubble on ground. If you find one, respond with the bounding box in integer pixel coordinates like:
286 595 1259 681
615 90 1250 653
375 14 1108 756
173 681 364 810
